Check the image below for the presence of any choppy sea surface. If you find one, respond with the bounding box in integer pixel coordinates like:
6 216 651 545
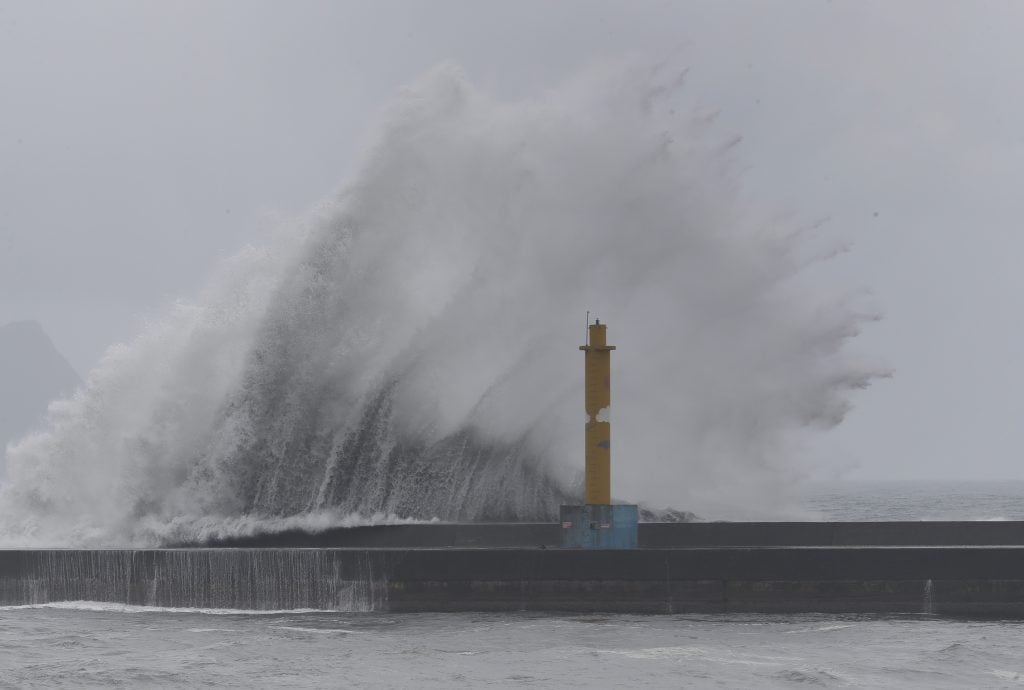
3 606 1024 689
799 479 1024 522
3 480 1024 688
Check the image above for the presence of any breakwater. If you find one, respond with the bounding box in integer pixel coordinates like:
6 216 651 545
5 522 1024 615
195 520 1024 548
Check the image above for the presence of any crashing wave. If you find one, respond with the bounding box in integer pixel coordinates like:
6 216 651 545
0 62 882 546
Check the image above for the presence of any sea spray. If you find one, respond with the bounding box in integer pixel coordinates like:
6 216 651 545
0 62 883 546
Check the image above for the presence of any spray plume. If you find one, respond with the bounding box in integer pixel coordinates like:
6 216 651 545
0 63 882 546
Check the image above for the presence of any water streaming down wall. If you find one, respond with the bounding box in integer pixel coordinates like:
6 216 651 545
923 578 935 614
0 550 387 611
310 387 569 521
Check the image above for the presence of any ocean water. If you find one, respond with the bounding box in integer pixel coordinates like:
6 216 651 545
798 480 1024 522
3 480 1024 688
2 607 1022 688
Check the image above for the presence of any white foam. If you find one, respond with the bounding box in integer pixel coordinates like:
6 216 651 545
784 624 854 634
272 626 361 634
599 646 802 667
0 601 330 615
989 670 1024 684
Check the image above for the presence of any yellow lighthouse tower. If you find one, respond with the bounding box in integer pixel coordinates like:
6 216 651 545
560 317 639 549
580 319 614 505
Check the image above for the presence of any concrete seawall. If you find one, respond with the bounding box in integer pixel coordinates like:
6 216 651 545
4 543 1024 615
194 521 1024 548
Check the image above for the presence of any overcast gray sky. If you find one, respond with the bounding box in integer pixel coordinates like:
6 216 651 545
1 0 1022 481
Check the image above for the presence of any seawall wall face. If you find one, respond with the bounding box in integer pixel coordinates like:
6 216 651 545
0 550 388 612
4 547 1024 615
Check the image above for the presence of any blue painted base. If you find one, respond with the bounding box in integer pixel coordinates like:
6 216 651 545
559 504 639 549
